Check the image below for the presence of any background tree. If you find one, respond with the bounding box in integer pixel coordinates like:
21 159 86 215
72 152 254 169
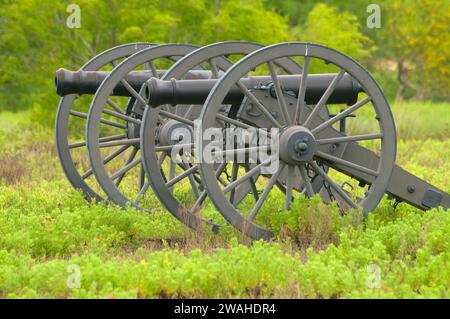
295 3 374 71
0 0 448 118
0 0 290 116
380 0 449 100
205 0 290 44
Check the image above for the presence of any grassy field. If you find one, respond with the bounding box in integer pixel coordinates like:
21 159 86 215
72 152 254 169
0 102 449 298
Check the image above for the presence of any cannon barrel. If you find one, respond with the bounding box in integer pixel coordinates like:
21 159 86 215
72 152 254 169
55 69 362 105
144 74 361 107
55 68 214 96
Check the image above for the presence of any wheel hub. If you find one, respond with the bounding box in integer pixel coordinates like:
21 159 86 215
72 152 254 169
158 119 193 146
279 126 317 164
127 121 140 140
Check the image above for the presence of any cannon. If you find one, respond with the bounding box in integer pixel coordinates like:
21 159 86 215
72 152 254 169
56 68 362 106
55 43 199 203
55 41 283 229
55 41 449 239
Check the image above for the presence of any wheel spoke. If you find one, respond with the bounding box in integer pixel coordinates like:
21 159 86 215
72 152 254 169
69 133 127 149
99 118 127 130
111 148 140 183
309 161 358 209
223 158 271 193
209 58 220 78
81 168 94 180
229 161 239 204
157 152 167 167
192 162 227 212
315 151 379 177
187 169 200 198
81 145 129 179
243 163 260 202
148 61 159 78
212 145 270 159
218 175 229 187
192 191 207 213
139 163 146 190
168 159 176 193
102 109 141 125
182 104 195 118
236 81 282 128
268 61 291 125
69 141 86 149
311 97 371 134
248 163 285 221
299 164 314 197
99 138 140 148
107 99 125 115
216 114 252 129
180 154 200 198
160 110 195 127
120 78 148 106
113 156 142 185
294 56 310 125
284 165 295 210
154 143 194 152
316 133 383 145
134 180 150 204
303 70 346 128
70 110 127 129
215 114 272 138
165 164 198 188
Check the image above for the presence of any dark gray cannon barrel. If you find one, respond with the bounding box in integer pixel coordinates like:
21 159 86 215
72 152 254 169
55 69 153 96
144 73 362 107
55 68 215 96
55 68 362 105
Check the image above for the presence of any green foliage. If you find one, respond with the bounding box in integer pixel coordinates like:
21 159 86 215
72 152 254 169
347 101 450 141
0 206 448 298
371 70 399 102
0 0 448 298
269 196 364 251
0 111 29 131
0 182 186 258
206 0 290 44
0 101 449 298
0 0 291 117
296 4 374 65
265 0 376 27
1 0 448 118
381 0 450 100
267 0 450 101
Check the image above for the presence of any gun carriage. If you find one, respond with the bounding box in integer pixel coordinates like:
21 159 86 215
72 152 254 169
55 41 449 239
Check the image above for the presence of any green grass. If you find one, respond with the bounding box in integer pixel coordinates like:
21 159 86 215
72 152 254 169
347 101 450 140
0 101 448 298
0 111 29 131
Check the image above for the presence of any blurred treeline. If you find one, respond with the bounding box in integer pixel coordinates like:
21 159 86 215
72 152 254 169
0 0 448 116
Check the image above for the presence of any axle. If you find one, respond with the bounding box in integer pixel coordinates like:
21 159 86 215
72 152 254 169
55 69 362 106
